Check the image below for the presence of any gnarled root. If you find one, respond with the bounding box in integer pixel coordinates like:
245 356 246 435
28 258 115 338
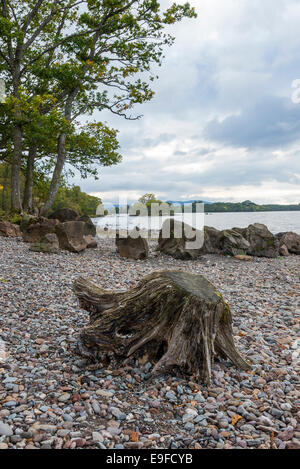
73 271 250 384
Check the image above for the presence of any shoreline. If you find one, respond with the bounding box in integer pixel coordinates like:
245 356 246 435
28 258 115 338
0 236 299 450
92 211 300 236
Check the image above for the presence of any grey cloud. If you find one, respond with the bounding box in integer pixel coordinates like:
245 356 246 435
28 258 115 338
204 96 300 149
77 143 300 200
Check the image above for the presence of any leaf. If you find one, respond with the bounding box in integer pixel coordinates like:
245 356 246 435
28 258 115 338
231 414 243 426
130 432 139 442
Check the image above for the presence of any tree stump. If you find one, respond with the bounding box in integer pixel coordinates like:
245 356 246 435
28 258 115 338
74 271 250 384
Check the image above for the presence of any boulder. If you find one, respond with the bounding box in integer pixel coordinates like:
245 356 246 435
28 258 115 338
279 244 290 257
84 235 98 249
29 233 59 254
55 221 87 253
236 223 279 258
20 214 37 233
0 221 22 237
201 226 250 257
231 227 245 234
158 219 203 260
116 232 149 260
217 229 250 256
23 218 58 243
48 208 78 223
78 215 96 237
200 226 221 254
275 232 286 239
276 232 300 255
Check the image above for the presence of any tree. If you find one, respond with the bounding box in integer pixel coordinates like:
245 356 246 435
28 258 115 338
139 193 160 205
0 90 121 212
51 185 101 216
0 161 102 217
0 1 196 212
136 193 174 215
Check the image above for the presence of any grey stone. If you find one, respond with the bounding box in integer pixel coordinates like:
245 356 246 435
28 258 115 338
110 407 126 420
0 423 13 437
92 432 104 444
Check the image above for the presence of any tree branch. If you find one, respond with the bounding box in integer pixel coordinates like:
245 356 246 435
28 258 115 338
21 0 138 74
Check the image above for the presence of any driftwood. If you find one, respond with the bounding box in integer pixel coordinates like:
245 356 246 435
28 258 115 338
74 271 250 384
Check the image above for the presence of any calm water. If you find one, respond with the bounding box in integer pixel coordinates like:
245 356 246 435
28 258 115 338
93 211 300 234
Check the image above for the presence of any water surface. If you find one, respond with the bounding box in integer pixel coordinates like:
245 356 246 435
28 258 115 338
93 211 300 234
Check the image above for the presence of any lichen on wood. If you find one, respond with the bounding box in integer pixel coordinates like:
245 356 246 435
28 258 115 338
74 271 250 384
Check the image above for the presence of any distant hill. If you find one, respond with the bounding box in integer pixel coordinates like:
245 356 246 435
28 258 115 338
167 200 212 205
168 199 300 212
200 200 300 212
103 199 300 213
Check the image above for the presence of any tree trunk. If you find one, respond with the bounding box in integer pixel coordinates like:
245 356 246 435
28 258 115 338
40 89 78 216
11 123 23 212
23 146 37 212
10 61 24 213
1 163 9 211
73 271 250 384
40 133 66 216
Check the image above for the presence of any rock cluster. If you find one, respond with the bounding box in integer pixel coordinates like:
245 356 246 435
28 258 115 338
2 211 300 262
158 220 299 260
20 209 98 254
0 209 98 255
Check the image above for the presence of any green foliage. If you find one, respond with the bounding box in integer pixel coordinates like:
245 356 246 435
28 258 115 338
51 185 101 217
8 213 23 224
66 122 121 179
138 193 162 205
136 193 176 215
0 161 101 217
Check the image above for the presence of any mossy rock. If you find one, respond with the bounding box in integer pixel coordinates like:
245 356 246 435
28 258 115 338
29 233 59 254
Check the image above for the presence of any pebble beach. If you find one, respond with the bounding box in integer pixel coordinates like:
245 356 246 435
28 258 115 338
0 236 299 450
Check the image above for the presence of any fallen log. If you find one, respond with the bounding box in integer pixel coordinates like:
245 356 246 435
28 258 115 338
73 271 250 384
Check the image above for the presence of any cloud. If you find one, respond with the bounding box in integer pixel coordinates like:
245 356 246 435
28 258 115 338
204 96 300 149
72 0 300 204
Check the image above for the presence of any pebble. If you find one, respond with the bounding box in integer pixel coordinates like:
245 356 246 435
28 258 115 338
110 407 126 421
0 423 13 436
92 432 104 443
0 236 299 450
58 393 71 403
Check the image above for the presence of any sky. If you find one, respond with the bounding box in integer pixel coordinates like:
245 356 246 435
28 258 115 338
73 0 300 205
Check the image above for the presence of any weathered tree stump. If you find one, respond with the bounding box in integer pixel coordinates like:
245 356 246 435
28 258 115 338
74 271 250 384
